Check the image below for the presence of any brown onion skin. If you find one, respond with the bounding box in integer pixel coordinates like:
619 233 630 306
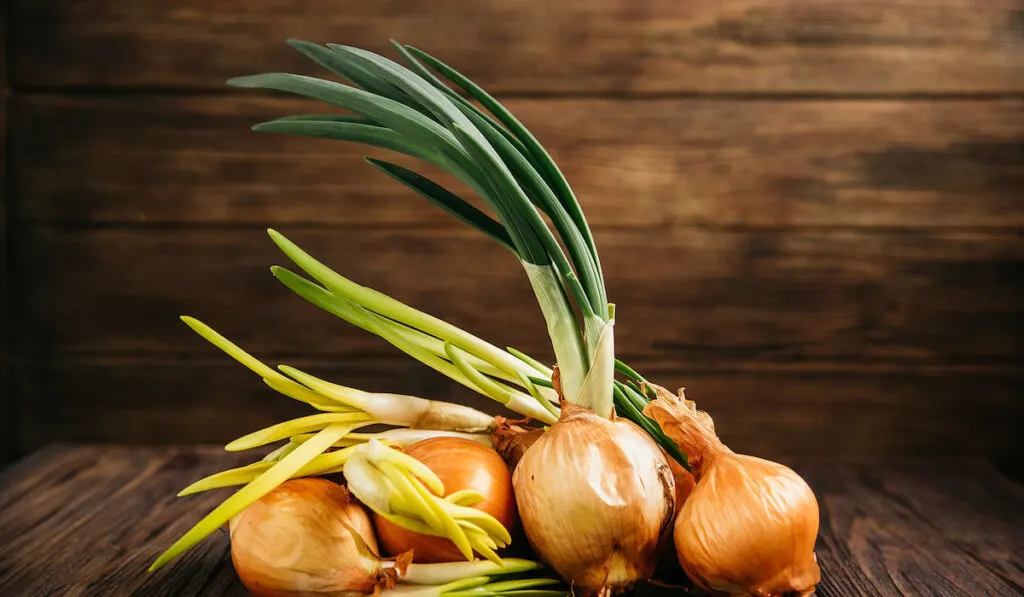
374 437 517 562
230 478 381 597
645 386 820 597
674 453 820 597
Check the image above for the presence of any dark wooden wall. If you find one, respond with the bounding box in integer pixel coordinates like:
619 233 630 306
2 1 1022 465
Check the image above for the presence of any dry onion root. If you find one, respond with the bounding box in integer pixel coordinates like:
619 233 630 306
644 387 821 597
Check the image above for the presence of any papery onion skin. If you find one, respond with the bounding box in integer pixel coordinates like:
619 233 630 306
513 403 675 596
674 453 820 597
374 437 517 563
490 417 545 470
645 387 820 597
230 478 391 597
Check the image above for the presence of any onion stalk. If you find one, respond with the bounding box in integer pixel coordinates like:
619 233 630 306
229 40 613 418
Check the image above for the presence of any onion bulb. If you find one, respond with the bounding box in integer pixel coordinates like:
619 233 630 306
513 403 675 596
229 478 406 597
645 387 820 597
374 437 517 563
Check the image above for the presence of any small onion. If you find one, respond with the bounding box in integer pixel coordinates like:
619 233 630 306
513 403 676 596
374 437 517 563
645 386 820 597
230 478 406 597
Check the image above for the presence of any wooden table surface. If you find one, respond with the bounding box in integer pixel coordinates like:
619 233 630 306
0 446 1021 596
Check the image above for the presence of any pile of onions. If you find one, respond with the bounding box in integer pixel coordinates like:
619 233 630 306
374 437 517 562
513 403 676 596
151 38 824 597
645 387 821 597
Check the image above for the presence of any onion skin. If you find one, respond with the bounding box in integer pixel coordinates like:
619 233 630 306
490 417 544 470
645 386 820 597
230 478 397 597
374 437 517 563
675 453 820 596
513 403 675 596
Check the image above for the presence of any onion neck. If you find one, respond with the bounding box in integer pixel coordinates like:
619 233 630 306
490 418 544 469
643 385 728 480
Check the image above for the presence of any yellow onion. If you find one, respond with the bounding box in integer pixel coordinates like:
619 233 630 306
645 387 820 597
229 478 407 597
374 437 517 563
513 403 675 596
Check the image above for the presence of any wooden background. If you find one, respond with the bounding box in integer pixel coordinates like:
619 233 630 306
1 1 1022 468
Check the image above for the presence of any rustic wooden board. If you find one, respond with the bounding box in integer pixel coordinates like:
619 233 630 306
11 95 1024 227
14 226 1023 365
1 4 11 464
0 446 1021 596
0 446 251 596
809 465 1024 596
14 358 1022 464
9 0 1024 93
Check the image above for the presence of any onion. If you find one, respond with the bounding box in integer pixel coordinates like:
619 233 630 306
374 437 517 563
513 403 676 596
229 478 403 597
645 387 820 597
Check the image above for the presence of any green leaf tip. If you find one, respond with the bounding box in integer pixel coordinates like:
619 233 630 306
225 74 265 88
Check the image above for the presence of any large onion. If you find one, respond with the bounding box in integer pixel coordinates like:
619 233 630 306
374 437 517 563
645 387 820 597
513 403 675 596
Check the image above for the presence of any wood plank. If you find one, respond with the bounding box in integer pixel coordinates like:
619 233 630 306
2 446 1021 595
0 1 11 464
808 464 1024 596
9 1 1024 93
15 358 1022 464
11 95 1024 228
0 445 250 596
14 227 1023 365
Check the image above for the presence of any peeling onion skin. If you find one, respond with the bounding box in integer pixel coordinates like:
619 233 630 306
646 387 821 597
229 478 390 597
513 403 675 596
374 437 517 563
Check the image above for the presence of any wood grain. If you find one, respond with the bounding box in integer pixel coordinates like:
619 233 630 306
10 95 1024 228
9 0 1024 93
1 446 1022 595
1 3 11 464
14 227 1023 365
807 465 1024 596
0 446 250 596
14 358 1023 464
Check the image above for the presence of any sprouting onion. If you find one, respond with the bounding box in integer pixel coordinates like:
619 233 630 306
152 37 820 597
152 317 539 569
222 40 681 594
